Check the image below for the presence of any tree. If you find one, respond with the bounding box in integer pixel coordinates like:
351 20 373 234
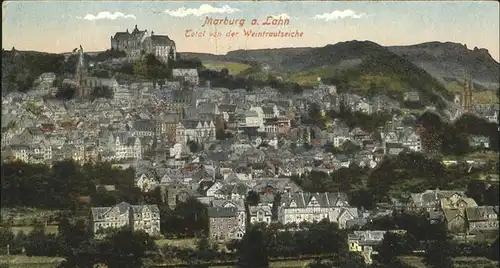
98 227 158 268
0 227 15 255
338 252 367 268
490 237 499 261
55 83 76 100
237 227 269 268
378 232 416 263
187 140 200 153
246 190 260 206
424 240 454 268
91 85 113 100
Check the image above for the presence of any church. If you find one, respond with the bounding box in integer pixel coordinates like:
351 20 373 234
110 25 177 63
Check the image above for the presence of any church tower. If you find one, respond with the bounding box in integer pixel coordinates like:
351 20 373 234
461 71 474 113
75 45 89 100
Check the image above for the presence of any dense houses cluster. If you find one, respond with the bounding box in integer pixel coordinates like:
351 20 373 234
347 189 499 264
1 63 499 264
2 69 496 166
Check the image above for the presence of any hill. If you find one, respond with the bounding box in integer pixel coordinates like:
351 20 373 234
230 41 454 107
388 42 500 90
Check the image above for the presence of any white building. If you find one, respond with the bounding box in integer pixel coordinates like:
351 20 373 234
249 203 273 224
113 134 142 160
172 69 199 86
90 202 161 237
278 192 355 226
175 120 216 144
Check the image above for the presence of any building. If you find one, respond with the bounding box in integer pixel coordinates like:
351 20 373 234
207 207 245 242
466 206 499 234
75 46 90 100
172 69 199 86
110 25 176 63
408 189 466 212
461 72 474 113
278 192 351 225
348 230 406 264
211 199 246 231
175 120 216 144
90 202 161 237
249 203 273 224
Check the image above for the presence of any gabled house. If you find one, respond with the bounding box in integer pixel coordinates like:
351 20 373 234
207 207 245 242
249 203 273 224
278 192 350 224
211 199 246 231
466 206 499 233
90 202 161 237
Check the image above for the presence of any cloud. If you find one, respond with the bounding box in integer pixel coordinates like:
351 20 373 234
268 13 296 20
312 9 366 21
77 11 136 21
164 4 240 17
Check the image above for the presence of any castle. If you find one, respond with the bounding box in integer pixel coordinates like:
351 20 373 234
110 25 177 63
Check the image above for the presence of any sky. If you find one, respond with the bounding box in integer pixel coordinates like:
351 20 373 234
2 1 499 62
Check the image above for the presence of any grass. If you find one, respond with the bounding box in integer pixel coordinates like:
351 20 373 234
155 238 197 249
445 82 498 104
0 255 65 268
398 256 498 268
9 225 58 235
203 61 251 75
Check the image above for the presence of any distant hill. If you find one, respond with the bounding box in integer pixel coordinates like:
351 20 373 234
183 41 499 92
181 41 499 107
388 42 500 90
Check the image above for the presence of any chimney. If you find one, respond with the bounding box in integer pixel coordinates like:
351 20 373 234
126 29 129 33
151 31 154 35
135 24 138 29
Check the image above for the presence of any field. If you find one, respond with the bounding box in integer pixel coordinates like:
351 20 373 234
398 256 499 268
155 238 197 249
203 61 251 75
0 255 65 268
210 259 313 268
9 225 58 235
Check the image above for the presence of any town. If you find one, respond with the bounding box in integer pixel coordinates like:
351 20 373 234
1 24 499 268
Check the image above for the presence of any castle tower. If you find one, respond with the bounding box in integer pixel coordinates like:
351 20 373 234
461 71 474 113
75 45 89 100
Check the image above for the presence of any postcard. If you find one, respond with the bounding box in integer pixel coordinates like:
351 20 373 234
1 1 499 267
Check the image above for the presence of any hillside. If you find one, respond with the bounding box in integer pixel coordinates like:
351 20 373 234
388 42 500 90
233 41 454 107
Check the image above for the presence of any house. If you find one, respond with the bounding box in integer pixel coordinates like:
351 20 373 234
90 202 161 237
466 206 499 233
211 199 246 231
113 133 142 160
176 120 216 144
440 194 477 211
207 207 245 242
172 69 199 86
278 192 350 225
404 91 421 102
439 193 477 232
348 230 386 264
408 190 466 213
249 203 273 224
469 135 490 149
348 230 405 264
384 142 405 156
443 209 468 233
135 172 158 192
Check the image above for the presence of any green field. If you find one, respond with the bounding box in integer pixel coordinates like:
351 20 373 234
203 61 251 75
155 238 197 249
9 225 58 235
0 255 65 268
398 256 498 268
